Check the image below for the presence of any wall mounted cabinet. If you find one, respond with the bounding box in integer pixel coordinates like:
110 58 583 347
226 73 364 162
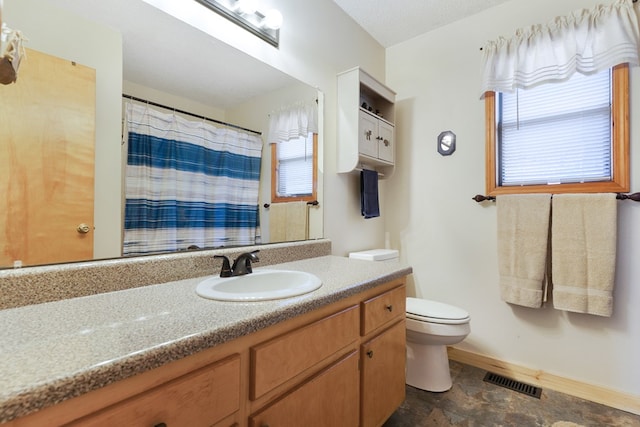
338 67 396 178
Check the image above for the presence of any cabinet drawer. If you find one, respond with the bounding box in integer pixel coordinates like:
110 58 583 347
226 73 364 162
361 285 405 336
249 351 359 427
250 305 359 399
68 355 241 427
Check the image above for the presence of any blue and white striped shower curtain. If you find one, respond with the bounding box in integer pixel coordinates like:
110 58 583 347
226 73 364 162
123 103 262 256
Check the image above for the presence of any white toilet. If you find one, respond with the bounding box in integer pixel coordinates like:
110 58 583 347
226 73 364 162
405 297 470 392
348 249 471 392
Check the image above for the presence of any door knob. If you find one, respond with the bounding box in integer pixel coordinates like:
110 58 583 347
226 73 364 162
77 223 91 234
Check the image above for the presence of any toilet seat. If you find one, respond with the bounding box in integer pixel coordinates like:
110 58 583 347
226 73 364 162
406 297 470 325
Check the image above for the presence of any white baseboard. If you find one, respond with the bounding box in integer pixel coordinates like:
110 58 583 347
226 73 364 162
447 347 640 416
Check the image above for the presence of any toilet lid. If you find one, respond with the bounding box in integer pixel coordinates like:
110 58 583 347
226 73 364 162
406 297 470 324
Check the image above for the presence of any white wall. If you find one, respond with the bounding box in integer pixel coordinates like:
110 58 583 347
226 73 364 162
123 80 227 121
6 0 123 260
386 0 640 396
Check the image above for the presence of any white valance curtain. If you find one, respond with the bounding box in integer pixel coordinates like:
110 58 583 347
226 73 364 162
480 0 640 97
268 101 318 142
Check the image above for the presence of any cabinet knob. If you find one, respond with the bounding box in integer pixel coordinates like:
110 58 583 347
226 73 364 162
365 130 372 140
366 350 374 358
383 138 390 146
154 423 167 427
77 223 91 234
385 304 393 312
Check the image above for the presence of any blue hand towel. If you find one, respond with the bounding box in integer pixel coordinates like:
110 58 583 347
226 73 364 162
360 169 380 219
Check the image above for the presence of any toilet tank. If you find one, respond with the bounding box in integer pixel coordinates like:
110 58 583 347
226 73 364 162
348 249 399 261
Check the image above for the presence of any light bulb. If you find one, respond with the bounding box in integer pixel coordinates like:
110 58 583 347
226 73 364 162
234 0 257 15
261 9 283 30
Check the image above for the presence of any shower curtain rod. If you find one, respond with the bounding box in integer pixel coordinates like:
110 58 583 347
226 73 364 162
122 94 262 136
472 192 640 203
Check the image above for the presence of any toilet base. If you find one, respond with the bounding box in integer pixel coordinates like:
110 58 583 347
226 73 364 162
406 342 452 392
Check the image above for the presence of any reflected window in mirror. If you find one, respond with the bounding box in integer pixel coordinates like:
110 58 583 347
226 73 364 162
270 132 318 203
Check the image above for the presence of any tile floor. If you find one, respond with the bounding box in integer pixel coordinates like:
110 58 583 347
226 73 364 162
383 361 640 427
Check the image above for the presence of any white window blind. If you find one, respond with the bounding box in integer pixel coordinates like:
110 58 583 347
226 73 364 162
498 69 612 187
276 133 313 196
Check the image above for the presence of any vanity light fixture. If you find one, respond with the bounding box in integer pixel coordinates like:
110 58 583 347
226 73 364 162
195 0 282 47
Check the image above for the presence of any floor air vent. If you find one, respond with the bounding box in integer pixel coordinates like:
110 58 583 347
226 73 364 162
483 372 542 399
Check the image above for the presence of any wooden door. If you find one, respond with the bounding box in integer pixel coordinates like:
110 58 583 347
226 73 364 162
0 48 95 267
361 320 406 427
249 351 360 427
66 356 241 427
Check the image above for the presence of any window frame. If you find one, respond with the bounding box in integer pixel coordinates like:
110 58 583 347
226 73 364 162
484 64 630 196
270 132 318 203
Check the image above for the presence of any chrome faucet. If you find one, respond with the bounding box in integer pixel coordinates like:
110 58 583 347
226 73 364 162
230 250 260 276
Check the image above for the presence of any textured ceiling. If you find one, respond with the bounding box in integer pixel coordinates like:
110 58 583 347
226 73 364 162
332 0 511 47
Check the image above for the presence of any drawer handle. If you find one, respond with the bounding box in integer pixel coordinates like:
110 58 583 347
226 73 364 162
385 304 393 312
367 350 374 358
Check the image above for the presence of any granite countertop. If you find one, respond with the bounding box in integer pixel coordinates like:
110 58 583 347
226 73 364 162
0 255 412 423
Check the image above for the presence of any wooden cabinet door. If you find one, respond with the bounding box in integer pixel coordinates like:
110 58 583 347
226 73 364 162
0 48 95 267
249 351 359 427
67 355 241 427
250 305 359 399
361 320 406 427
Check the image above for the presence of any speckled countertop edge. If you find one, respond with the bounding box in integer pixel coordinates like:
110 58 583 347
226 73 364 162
0 239 332 310
0 255 412 423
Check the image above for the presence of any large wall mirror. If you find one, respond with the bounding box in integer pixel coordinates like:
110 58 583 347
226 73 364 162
1 0 323 269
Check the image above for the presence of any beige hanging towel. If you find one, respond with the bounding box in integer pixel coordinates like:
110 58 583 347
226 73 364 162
551 193 617 317
497 194 551 308
268 201 308 243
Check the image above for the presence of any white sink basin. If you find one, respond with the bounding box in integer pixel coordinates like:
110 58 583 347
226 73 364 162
195 269 322 302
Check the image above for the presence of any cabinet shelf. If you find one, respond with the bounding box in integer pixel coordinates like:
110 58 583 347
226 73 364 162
337 67 396 178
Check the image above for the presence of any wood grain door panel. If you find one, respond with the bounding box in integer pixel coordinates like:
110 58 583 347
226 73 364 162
0 48 95 267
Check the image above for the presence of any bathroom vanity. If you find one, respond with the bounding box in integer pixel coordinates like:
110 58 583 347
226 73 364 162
0 252 411 427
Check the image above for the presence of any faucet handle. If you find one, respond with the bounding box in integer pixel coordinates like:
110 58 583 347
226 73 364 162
231 250 260 276
214 255 232 277
245 250 260 273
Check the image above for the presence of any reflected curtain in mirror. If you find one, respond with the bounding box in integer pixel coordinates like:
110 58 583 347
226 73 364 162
124 103 262 255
